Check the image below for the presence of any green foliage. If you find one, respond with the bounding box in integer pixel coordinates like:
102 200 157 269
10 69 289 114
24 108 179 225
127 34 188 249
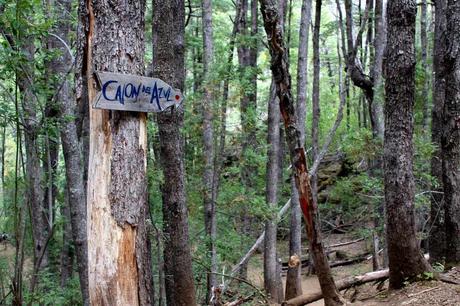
0 0 443 302
432 262 445 273
25 272 82 305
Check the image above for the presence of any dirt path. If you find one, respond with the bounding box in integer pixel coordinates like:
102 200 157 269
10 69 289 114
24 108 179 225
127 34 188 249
248 233 460 306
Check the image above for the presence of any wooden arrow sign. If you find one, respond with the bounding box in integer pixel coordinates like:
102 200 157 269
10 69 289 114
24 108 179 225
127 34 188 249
92 71 184 112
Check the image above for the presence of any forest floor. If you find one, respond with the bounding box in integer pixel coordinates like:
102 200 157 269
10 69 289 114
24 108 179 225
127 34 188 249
247 233 460 305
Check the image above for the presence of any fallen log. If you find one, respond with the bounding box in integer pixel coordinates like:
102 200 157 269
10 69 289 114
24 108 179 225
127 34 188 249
301 238 365 253
281 252 370 271
224 293 255 306
282 269 389 306
329 253 370 268
327 238 364 249
283 257 460 305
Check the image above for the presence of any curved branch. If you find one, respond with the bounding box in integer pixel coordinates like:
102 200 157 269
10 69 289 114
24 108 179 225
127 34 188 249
48 33 75 63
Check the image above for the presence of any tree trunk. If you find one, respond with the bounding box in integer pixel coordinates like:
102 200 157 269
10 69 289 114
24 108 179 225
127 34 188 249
344 0 383 139
17 39 49 275
371 0 385 139
61 22 90 303
311 0 321 203
237 0 259 280
384 0 431 289
152 0 197 304
201 0 218 300
442 0 460 265
259 1 345 305
264 0 287 301
286 0 312 290
429 0 447 265
60 187 74 287
45 0 86 296
421 0 430 131
369 0 386 270
265 81 281 303
78 0 154 304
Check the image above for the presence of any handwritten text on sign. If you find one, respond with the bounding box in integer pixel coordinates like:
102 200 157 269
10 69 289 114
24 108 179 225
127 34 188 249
93 71 184 112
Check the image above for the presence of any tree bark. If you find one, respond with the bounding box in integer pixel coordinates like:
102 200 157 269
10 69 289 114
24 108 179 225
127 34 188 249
421 0 430 131
60 188 74 287
152 0 197 304
265 81 281 303
17 38 50 275
264 0 287 301
45 0 87 297
311 0 321 204
62 31 90 303
201 0 218 300
429 0 447 265
258 0 345 305
384 0 431 289
371 0 385 139
442 0 460 264
344 0 384 139
78 0 153 304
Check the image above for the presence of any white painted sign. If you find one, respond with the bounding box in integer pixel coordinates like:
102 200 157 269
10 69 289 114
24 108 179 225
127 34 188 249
92 71 184 112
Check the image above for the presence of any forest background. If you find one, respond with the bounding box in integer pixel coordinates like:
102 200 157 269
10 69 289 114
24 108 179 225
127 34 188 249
0 0 458 305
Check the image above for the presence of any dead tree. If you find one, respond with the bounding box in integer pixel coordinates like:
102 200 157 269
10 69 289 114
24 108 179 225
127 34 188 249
258 0 345 305
78 0 154 303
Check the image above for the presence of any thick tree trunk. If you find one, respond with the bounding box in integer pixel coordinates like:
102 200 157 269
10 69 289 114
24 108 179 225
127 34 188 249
259 1 345 305
152 0 197 305
442 0 460 264
78 0 154 304
201 0 218 300
384 0 431 289
287 1 312 285
429 0 447 265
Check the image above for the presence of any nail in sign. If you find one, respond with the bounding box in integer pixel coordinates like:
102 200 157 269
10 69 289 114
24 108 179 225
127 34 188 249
92 71 184 113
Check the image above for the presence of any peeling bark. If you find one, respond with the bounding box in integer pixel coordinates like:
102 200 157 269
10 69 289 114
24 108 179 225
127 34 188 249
78 0 153 304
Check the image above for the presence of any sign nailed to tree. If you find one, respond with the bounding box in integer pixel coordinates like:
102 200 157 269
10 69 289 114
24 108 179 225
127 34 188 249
92 71 184 112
